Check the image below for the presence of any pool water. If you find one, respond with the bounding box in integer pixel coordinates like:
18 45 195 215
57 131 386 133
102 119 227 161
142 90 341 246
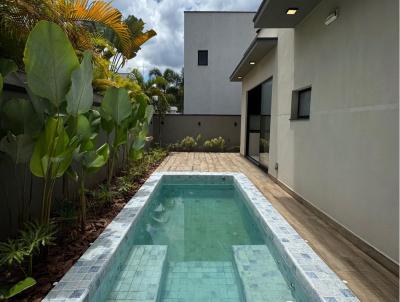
107 183 296 302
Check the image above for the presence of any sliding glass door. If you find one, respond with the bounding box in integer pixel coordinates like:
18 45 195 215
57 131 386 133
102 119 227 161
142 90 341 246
246 78 272 169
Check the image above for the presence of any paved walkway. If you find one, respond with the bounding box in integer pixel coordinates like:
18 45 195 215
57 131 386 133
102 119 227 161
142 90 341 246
157 152 399 302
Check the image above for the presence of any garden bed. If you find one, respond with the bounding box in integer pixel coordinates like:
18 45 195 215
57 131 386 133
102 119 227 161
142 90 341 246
7 149 168 302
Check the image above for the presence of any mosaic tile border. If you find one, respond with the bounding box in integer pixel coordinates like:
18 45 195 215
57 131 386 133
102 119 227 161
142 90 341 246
44 171 359 302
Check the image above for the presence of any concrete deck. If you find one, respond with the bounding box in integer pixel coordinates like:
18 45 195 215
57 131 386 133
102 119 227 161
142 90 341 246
157 152 399 302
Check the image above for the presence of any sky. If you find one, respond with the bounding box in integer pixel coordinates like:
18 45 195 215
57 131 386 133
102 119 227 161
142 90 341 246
112 0 261 75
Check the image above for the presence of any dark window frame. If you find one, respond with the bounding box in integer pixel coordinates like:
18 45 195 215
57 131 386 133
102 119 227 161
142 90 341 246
198 50 208 66
290 86 311 120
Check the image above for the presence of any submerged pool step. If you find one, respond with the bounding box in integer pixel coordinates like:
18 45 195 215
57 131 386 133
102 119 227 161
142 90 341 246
232 245 294 302
106 245 168 302
161 261 242 302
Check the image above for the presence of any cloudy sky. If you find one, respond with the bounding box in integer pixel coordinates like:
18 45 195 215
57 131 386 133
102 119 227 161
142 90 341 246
112 0 261 75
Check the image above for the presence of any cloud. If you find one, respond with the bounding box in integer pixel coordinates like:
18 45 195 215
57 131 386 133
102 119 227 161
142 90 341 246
112 0 261 75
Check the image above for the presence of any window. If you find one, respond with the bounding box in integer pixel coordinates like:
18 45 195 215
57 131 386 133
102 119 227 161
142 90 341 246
291 87 311 120
198 50 208 66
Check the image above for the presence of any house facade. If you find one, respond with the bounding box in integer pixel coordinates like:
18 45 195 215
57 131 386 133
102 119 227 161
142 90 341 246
184 11 255 115
152 12 255 149
231 0 399 270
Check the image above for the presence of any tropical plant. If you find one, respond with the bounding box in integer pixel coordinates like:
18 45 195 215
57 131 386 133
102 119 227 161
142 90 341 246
23 21 83 224
99 15 156 73
0 0 139 64
90 184 118 209
179 136 198 151
203 137 225 152
0 277 36 300
68 110 110 229
0 221 55 299
100 87 133 187
0 221 56 275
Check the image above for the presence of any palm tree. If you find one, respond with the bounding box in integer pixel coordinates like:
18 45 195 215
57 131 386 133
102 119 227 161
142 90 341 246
0 0 155 67
149 68 163 79
100 15 156 72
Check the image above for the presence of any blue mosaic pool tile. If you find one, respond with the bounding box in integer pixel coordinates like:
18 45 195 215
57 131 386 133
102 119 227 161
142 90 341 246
161 261 241 302
232 245 294 302
106 245 167 302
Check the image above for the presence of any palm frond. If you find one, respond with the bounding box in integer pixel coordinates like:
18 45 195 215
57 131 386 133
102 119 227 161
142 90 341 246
59 0 132 57
126 29 157 59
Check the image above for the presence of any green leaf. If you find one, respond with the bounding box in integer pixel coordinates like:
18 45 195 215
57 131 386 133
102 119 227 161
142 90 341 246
26 87 54 123
0 239 26 267
101 87 132 125
0 133 35 164
75 115 92 142
0 277 36 299
84 143 110 174
129 130 147 160
0 58 17 78
24 21 79 107
30 117 76 178
100 117 114 134
1 98 41 135
114 127 128 148
145 105 154 124
66 51 93 116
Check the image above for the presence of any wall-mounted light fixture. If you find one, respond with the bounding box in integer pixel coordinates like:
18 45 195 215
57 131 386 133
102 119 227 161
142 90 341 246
286 8 298 15
249 61 256 65
325 8 339 26
237 76 242 79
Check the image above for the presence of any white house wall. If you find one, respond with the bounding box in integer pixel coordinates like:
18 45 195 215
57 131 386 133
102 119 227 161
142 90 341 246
240 0 399 262
184 12 255 115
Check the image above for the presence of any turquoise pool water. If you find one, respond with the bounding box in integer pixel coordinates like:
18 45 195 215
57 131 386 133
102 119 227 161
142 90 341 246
106 182 296 302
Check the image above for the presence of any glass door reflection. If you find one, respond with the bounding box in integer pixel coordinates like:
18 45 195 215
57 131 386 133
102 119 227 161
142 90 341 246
246 78 272 169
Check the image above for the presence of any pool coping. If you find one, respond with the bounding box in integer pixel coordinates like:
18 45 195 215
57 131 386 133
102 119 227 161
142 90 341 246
43 171 359 302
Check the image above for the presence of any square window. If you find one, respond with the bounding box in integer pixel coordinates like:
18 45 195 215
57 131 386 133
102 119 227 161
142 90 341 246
291 87 311 120
198 50 208 66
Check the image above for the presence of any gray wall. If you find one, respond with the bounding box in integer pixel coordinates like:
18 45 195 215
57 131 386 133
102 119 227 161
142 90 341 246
151 114 240 149
184 12 255 115
240 0 399 262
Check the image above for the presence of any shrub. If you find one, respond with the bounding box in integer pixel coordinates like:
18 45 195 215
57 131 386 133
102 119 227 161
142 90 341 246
180 136 197 151
203 137 225 152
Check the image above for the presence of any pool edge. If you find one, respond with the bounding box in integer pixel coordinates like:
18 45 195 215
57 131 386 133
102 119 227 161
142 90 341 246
43 171 360 302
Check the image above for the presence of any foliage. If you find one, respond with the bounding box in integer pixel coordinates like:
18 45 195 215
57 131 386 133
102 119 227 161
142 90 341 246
177 136 198 151
100 14 157 73
203 137 225 152
0 0 150 65
0 20 152 229
90 184 118 209
0 277 36 300
69 110 110 229
260 138 269 152
0 221 56 276
0 221 55 299
169 135 227 152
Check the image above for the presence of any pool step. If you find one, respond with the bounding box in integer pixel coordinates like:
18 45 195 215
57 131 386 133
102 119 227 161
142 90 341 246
232 245 294 302
106 245 168 302
161 261 242 302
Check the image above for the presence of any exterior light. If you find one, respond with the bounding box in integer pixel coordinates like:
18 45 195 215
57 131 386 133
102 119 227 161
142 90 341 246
238 76 242 79
325 9 339 26
286 8 298 15
249 61 255 65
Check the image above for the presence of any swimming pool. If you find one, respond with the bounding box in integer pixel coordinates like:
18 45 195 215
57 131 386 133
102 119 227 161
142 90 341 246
44 172 359 302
